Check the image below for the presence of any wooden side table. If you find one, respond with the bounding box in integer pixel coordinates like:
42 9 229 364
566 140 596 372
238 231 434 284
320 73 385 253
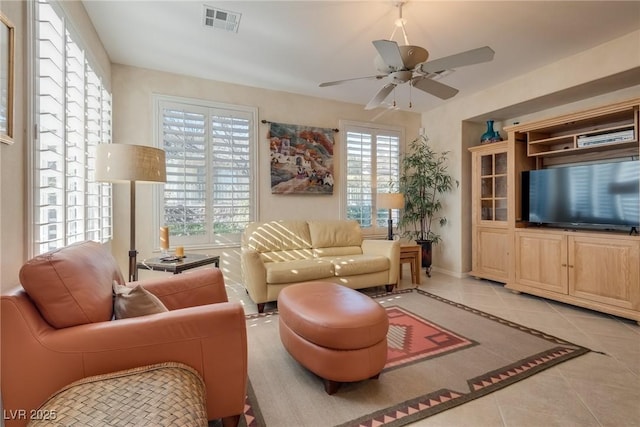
137 254 220 275
399 244 421 286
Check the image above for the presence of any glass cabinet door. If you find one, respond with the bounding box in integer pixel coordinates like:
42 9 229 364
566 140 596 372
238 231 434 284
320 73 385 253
478 151 508 222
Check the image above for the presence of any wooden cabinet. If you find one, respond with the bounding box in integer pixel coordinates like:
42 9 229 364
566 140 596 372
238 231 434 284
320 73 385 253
469 142 510 282
569 235 640 311
468 98 640 322
473 227 510 282
514 230 567 293
510 229 640 321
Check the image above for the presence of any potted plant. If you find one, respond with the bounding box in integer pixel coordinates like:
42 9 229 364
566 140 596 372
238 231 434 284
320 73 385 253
397 134 458 276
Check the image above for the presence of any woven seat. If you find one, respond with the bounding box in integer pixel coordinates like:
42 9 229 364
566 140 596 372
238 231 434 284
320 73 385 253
28 363 207 427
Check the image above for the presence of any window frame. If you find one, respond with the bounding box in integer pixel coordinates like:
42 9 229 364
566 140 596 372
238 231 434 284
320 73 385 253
340 120 405 237
153 94 259 249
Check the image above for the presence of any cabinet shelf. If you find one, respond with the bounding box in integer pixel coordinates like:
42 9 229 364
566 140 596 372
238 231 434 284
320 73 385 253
517 102 639 158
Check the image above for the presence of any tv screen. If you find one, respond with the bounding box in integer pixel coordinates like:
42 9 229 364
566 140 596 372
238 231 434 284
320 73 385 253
522 160 640 229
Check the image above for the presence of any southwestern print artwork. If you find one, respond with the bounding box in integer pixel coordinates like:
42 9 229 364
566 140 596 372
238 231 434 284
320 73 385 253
268 122 334 195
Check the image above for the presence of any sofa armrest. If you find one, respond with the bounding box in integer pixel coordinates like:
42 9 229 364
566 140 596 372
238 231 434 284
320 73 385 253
134 268 228 310
240 248 268 303
362 239 400 285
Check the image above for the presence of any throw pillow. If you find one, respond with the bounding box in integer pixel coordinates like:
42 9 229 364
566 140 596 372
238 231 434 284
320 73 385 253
113 281 169 319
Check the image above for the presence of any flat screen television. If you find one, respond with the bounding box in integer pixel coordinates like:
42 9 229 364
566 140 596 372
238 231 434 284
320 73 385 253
522 160 640 230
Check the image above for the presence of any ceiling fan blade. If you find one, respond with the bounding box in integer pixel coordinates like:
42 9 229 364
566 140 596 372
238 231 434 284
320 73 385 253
365 83 396 110
418 46 495 74
411 77 459 100
372 40 405 70
371 102 400 122
319 75 386 87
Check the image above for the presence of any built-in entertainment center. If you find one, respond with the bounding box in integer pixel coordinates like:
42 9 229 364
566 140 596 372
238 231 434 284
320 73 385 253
470 98 640 323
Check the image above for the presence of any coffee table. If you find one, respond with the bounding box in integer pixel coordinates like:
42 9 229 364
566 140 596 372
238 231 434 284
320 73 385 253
137 253 220 275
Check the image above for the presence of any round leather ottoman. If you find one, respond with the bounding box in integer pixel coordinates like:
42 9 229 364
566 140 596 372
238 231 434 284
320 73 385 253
277 282 389 394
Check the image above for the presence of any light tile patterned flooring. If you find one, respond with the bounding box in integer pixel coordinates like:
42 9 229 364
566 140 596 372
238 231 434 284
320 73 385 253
226 268 640 427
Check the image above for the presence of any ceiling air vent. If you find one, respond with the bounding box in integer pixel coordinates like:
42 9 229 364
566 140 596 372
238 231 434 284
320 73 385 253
203 5 241 33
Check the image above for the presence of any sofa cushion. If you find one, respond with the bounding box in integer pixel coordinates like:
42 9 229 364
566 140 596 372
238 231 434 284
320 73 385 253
260 248 314 263
113 282 169 319
243 220 312 253
308 220 363 248
328 255 390 277
313 246 362 257
265 259 334 284
19 241 123 328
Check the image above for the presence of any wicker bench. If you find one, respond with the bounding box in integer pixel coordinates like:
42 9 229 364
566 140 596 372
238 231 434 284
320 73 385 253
28 363 208 427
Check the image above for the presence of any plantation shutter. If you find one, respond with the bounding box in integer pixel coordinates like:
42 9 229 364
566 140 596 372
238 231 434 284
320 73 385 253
158 98 255 246
210 112 252 235
345 124 401 231
346 131 373 227
33 0 112 255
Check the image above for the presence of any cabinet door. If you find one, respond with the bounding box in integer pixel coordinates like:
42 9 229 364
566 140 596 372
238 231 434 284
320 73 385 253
475 150 508 223
473 227 509 282
515 231 568 293
569 236 640 310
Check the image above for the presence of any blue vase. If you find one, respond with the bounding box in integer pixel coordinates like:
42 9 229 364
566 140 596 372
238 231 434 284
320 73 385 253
480 120 503 143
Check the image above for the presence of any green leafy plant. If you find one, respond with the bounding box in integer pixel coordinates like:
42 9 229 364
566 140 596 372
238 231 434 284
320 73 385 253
398 134 459 244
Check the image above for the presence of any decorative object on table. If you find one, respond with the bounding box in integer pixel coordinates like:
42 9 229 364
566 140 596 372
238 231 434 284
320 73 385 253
398 134 458 277
377 192 404 240
96 143 167 282
266 121 336 195
175 246 185 258
0 13 15 145
159 226 169 255
480 119 503 144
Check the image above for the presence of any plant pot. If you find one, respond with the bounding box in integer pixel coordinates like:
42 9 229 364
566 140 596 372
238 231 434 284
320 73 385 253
415 239 432 277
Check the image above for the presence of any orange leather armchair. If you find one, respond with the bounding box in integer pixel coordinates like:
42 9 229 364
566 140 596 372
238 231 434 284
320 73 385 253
1 241 247 427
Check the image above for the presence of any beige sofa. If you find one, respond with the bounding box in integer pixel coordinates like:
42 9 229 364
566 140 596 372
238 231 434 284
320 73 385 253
241 220 400 312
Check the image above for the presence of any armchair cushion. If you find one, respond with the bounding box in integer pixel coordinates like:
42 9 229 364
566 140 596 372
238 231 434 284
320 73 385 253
113 282 168 319
19 241 123 328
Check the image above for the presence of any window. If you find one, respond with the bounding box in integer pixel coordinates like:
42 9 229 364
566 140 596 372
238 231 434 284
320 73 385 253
155 96 257 247
31 0 113 256
342 121 403 235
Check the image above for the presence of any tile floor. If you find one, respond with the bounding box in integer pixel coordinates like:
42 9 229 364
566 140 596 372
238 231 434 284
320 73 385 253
226 268 640 427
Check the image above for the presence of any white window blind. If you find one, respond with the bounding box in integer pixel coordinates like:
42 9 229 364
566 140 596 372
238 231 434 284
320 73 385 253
32 0 112 255
157 97 256 247
344 122 402 233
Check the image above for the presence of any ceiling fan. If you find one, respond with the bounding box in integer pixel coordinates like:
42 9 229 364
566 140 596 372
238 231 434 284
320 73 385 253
319 2 495 110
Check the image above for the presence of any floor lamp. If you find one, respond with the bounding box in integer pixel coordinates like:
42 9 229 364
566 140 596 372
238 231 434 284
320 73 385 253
377 193 405 240
96 144 167 282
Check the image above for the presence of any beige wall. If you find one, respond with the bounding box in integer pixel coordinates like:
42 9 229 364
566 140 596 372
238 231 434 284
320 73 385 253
0 0 110 292
112 64 421 285
421 30 640 277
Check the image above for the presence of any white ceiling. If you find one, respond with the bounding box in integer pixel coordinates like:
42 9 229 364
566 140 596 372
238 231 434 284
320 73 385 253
82 1 640 115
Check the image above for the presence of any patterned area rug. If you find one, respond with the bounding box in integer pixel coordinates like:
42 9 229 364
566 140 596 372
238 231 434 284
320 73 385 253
239 289 589 427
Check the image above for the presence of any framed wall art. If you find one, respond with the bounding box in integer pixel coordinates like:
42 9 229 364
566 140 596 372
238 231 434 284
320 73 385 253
267 121 336 195
0 13 15 145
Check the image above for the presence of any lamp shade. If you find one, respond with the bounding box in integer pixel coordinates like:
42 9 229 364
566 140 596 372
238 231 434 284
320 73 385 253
377 193 404 209
95 144 166 183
